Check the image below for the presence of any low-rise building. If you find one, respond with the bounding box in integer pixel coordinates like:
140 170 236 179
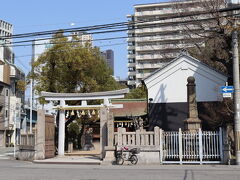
0 20 25 147
143 52 228 131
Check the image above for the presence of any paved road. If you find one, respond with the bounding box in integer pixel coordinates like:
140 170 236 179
0 159 240 180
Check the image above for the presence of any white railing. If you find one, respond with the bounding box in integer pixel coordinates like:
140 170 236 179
114 127 223 164
163 128 223 164
114 127 162 147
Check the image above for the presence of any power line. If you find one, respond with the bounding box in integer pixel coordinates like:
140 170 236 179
15 41 127 59
0 12 239 48
1 5 239 41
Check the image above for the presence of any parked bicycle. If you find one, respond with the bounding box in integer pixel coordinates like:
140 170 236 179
115 147 140 165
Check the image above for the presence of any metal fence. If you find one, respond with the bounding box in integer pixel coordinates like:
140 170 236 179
162 128 223 164
114 127 223 164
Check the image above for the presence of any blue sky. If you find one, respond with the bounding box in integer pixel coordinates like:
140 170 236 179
1 0 163 80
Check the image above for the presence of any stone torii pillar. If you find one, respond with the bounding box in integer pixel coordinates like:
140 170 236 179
58 100 65 156
184 76 202 131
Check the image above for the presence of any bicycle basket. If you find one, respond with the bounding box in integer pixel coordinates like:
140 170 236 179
130 148 140 154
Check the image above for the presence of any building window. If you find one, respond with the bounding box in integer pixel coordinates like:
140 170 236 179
5 110 8 118
6 89 8 96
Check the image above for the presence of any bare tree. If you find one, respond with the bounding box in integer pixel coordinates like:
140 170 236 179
172 0 234 74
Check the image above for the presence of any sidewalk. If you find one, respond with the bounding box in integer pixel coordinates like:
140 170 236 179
0 147 17 160
33 155 101 165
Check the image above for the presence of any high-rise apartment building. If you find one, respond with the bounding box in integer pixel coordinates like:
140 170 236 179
101 49 114 75
127 1 222 88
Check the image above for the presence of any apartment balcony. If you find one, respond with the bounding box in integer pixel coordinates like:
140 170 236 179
127 80 136 85
135 7 205 17
136 63 163 70
135 24 200 34
135 43 195 52
127 37 135 42
135 33 206 43
128 71 136 76
135 9 176 17
136 53 177 60
136 72 152 79
10 65 23 80
127 46 135 51
127 54 135 59
127 62 136 67
127 29 135 34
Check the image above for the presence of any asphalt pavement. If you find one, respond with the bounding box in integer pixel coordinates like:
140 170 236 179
0 159 240 180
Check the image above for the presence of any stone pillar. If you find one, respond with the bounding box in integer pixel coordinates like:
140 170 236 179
107 112 114 147
184 76 201 131
100 107 108 159
58 100 65 156
102 111 116 165
35 110 45 160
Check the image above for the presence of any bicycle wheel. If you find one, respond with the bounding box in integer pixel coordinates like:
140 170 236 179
130 155 138 165
116 157 124 165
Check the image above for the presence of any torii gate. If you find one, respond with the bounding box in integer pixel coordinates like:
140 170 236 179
41 88 129 157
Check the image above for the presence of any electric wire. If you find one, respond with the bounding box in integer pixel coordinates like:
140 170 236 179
0 5 239 41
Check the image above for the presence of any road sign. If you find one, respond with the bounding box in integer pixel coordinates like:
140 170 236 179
223 93 232 98
221 86 234 93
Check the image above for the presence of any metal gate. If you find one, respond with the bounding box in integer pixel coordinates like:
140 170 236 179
162 128 223 164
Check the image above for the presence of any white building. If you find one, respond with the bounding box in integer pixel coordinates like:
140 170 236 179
127 0 225 88
143 52 227 131
72 31 93 47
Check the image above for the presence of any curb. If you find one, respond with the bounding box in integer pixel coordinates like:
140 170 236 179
33 160 101 165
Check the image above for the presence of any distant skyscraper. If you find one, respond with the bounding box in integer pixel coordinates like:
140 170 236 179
101 49 114 75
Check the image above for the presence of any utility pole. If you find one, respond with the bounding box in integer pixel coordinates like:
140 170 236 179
232 18 240 165
30 40 35 133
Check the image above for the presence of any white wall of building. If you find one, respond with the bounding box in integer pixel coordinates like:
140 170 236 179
144 55 227 103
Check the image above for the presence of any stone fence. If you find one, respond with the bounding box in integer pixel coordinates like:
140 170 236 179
18 133 35 161
19 133 35 149
114 127 163 164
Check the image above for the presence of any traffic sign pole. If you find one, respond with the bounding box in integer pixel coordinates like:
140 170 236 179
232 20 240 165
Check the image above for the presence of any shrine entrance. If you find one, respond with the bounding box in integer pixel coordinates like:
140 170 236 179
41 88 128 159
64 106 103 157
